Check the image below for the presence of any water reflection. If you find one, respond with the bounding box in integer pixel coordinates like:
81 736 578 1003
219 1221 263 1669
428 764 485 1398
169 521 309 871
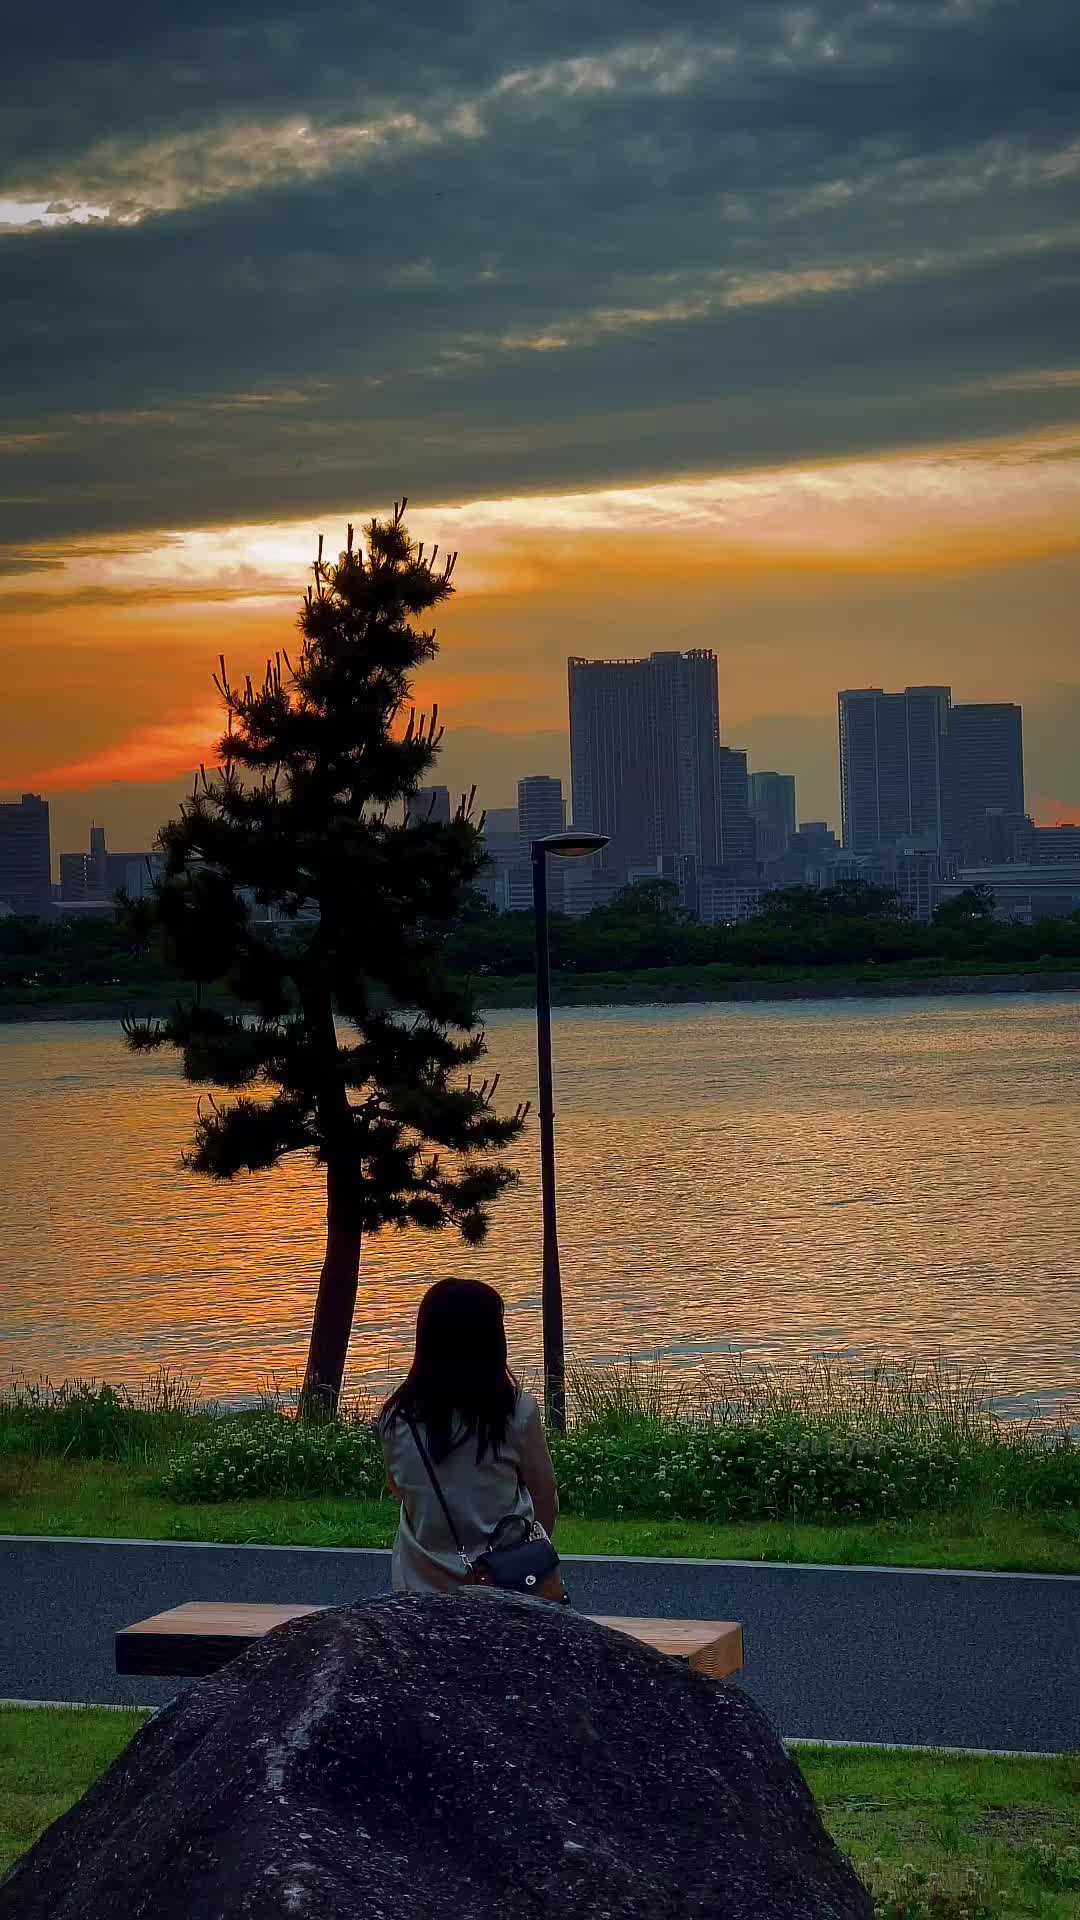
1 996 1077 1413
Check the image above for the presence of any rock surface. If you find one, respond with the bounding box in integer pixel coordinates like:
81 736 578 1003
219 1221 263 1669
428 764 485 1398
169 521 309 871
2 1591 872 1919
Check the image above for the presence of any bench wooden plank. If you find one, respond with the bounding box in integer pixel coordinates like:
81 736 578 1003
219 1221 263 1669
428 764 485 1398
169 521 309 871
589 1615 744 1681
116 1601 743 1681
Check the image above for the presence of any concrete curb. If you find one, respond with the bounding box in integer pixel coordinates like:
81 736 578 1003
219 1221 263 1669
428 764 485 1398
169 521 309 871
2 1534 1077 1581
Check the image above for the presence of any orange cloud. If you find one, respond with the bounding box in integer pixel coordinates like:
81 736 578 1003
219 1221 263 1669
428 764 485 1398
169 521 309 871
25 707 221 792
1031 797 1080 826
5 424 1080 827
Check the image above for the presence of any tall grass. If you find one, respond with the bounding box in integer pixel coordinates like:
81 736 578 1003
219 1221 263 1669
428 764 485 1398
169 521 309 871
3 1355 1077 1523
561 1355 1079 1521
0 1371 217 1466
569 1352 1077 1447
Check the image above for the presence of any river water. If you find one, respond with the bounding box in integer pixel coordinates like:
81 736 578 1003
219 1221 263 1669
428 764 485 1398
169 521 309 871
1 996 1078 1412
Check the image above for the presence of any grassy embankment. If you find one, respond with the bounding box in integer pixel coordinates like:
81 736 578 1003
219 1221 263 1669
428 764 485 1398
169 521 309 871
4 955 1080 1018
474 957 1080 1008
2 1706 1078 1913
2 1361 1077 1573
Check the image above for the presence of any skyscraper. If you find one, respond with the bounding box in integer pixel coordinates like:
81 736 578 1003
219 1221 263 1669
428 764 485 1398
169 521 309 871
517 774 566 907
516 775 564 843
749 771 797 862
59 823 157 901
941 704 1025 861
568 650 722 873
838 686 950 852
0 793 52 916
717 747 755 867
87 824 109 897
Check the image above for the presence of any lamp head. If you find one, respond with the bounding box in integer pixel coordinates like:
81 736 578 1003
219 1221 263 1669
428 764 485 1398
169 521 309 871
532 831 609 859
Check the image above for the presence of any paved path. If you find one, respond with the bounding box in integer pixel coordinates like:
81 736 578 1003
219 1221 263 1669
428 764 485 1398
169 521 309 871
2 1537 1078 1751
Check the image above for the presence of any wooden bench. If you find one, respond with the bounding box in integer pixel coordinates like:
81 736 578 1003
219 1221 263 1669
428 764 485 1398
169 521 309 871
116 1601 743 1682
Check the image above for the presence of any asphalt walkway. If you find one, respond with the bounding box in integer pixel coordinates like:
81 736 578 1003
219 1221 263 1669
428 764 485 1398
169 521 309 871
2 1537 1078 1751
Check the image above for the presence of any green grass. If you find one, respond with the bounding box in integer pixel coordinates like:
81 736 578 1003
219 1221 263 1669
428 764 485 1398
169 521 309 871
3 1708 1078 1913
471 958 1080 1008
0 1706 146 1880
3 1454 1079 1572
801 1744 1080 1916
2 1360 1077 1572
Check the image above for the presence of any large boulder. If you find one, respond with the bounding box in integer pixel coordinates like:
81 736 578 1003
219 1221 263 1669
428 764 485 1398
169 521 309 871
3 1592 871 1919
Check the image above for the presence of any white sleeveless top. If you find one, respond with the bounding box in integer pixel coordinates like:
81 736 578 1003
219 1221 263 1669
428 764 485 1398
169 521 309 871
380 1391 558 1593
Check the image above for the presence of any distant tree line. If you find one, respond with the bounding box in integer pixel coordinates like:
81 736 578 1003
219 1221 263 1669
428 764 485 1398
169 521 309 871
0 909 170 992
3 877 1080 997
444 878 1080 975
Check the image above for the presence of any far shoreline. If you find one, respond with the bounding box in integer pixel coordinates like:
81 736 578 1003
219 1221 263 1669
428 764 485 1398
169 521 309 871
3 966 1080 1022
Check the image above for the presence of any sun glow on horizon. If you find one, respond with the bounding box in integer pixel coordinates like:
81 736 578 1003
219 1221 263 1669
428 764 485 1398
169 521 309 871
5 424 1080 820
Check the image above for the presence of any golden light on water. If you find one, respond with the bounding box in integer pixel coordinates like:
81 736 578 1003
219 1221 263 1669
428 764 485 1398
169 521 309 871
3 1000 1078 1414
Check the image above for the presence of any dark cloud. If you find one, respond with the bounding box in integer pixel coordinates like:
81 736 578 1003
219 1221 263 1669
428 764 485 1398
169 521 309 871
1 0 1079 544
4 3 1079 173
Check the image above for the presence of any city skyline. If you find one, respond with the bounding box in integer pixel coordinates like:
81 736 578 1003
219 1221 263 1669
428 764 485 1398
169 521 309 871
13 652 1066 924
16 649 1074 877
2 4 1079 849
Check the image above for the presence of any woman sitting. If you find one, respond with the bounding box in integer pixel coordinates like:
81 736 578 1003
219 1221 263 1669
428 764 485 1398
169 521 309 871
380 1276 559 1594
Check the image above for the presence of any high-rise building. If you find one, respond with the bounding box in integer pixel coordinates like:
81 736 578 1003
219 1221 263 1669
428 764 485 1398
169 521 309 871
87 824 108 897
59 824 152 903
1020 823 1080 863
476 813 527 913
412 785 452 825
749 771 797 862
0 793 51 916
59 851 89 902
717 747 755 867
838 686 951 853
568 650 723 874
516 775 564 844
515 775 565 907
483 806 518 836
517 774 566 908
894 849 956 925
941 704 1024 861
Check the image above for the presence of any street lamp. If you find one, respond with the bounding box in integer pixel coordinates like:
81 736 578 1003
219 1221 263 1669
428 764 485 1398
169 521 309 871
531 830 609 1430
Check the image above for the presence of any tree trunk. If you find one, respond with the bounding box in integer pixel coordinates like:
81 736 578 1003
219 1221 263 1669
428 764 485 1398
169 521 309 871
300 1167 363 1417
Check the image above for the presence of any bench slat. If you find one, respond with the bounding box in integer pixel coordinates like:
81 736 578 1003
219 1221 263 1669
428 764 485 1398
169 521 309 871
116 1601 742 1680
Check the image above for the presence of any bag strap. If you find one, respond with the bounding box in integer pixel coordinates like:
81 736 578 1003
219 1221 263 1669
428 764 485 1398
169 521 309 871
404 1416 474 1575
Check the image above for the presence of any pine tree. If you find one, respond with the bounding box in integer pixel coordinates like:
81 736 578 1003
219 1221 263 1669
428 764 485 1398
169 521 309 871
125 503 528 1410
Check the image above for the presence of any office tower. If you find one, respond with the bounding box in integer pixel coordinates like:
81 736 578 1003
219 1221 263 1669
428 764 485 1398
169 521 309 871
838 686 950 853
717 747 755 867
516 775 564 844
476 811 526 912
412 785 452 825
483 807 518 836
59 851 89 902
119 854 164 900
773 821 841 886
517 774 566 908
798 822 839 854
87 824 109 897
0 793 51 916
59 825 151 902
1020 823 1080 863
895 849 953 925
749 771 797 862
941 704 1024 861
568 650 722 874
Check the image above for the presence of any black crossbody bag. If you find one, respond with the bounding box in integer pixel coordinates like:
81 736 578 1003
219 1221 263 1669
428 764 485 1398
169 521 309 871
405 1416 568 1602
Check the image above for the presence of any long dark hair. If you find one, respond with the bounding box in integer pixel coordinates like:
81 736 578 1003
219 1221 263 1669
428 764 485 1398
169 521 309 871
381 1277 518 1463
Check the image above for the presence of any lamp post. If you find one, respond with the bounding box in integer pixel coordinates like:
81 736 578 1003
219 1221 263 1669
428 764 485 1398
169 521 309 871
531 830 609 1431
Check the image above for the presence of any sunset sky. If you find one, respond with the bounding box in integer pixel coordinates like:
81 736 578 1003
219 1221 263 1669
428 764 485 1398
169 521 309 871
3 0 1079 859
